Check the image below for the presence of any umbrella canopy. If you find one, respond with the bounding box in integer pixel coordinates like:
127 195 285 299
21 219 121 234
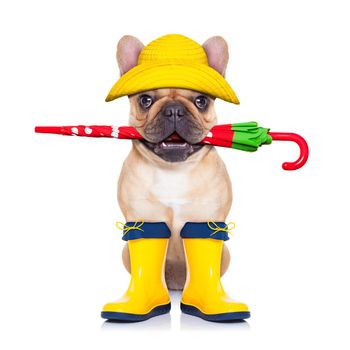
201 122 272 151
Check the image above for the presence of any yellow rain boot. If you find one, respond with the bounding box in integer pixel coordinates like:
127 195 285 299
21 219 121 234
180 222 250 322
101 222 171 321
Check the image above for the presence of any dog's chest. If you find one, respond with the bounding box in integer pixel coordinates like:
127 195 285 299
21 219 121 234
150 168 191 208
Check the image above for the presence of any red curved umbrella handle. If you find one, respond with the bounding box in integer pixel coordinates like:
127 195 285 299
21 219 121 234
268 132 309 171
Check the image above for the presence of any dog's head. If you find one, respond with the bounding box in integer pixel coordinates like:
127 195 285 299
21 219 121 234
116 35 230 162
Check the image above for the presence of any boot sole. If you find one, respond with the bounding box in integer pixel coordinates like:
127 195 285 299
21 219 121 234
101 303 171 322
181 303 250 322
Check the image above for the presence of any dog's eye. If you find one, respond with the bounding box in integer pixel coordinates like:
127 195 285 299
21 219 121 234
194 96 208 110
139 95 153 109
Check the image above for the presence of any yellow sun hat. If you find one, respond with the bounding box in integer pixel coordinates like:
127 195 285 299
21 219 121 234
105 34 240 104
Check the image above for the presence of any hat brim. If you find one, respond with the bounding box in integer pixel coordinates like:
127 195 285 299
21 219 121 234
105 63 240 104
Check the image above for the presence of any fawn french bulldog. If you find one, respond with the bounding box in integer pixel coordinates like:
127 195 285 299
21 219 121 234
102 34 250 322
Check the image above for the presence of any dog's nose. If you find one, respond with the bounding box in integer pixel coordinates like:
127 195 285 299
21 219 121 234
163 103 185 118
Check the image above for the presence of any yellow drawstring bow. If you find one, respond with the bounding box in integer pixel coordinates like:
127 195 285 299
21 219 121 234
207 221 236 236
116 220 144 236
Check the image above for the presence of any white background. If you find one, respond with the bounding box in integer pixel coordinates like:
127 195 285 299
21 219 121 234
1 0 349 349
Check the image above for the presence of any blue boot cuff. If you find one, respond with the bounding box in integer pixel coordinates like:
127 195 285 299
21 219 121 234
121 222 171 241
180 222 230 241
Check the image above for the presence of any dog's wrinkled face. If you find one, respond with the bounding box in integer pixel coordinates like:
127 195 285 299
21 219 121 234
129 88 217 162
115 34 230 162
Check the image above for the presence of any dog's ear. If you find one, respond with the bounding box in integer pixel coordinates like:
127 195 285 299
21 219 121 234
116 35 144 75
202 36 229 77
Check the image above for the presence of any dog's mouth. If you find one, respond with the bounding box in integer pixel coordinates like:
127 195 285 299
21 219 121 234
141 132 204 162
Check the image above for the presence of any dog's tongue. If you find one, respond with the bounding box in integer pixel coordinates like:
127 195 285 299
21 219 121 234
165 132 183 142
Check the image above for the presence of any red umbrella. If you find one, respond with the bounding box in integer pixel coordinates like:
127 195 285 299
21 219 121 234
35 122 309 171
